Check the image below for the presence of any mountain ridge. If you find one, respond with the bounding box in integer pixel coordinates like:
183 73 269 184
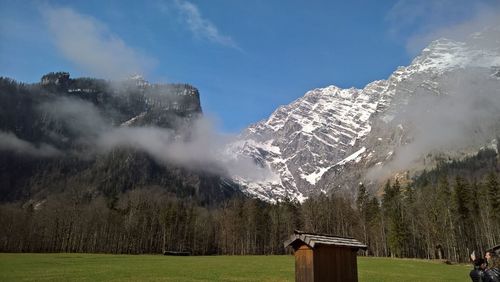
229 30 500 202
0 73 241 204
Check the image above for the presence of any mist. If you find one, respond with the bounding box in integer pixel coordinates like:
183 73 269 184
387 0 500 55
0 131 61 157
360 1 500 183
0 4 271 183
41 6 155 80
39 97 107 138
34 96 273 181
369 67 500 182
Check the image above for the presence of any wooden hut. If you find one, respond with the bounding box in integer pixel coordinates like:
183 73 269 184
284 230 367 282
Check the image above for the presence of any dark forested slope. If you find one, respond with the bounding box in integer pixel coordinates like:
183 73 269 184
0 73 239 205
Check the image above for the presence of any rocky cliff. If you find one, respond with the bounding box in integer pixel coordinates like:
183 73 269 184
230 29 500 202
0 73 239 204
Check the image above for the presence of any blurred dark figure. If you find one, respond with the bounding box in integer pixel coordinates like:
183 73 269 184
470 258 487 282
484 251 500 282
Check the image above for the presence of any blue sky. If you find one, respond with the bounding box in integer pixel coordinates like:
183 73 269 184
1 0 499 132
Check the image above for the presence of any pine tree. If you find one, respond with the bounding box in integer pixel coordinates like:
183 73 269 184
454 176 471 222
402 184 418 257
383 180 408 257
365 196 384 256
486 172 500 223
357 184 369 255
357 183 368 213
453 176 474 260
437 175 457 261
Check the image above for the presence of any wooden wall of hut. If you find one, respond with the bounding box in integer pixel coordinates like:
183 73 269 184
294 244 359 282
295 244 314 282
313 245 358 282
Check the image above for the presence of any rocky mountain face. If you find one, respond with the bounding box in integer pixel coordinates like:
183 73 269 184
0 73 239 204
2 29 499 205
230 29 500 202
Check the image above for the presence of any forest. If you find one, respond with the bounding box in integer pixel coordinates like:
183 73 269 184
0 148 499 262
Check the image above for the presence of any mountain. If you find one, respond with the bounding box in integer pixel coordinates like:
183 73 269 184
2 29 499 205
0 73 240 204
230 29 500 202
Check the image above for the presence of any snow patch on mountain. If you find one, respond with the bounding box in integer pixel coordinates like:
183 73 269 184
408 39 500 74
227 30 500 203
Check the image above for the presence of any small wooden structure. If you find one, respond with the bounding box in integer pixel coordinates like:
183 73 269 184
284 230 367 282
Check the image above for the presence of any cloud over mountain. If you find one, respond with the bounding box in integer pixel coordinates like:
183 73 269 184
42 6 156 79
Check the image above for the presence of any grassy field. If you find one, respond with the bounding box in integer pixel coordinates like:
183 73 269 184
0 253 471 281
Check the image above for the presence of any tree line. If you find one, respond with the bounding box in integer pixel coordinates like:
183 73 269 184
357 148 500 261
0 149 498 262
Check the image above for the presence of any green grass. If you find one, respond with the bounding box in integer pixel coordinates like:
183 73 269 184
0 253 471 281
357 257 470 282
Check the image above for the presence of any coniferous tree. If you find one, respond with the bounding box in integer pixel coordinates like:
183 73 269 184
382 180 409 257
357 184 369 255
365 196 384 256
453 176 475 260
487 172 500 223
485 172 500 244
437 175 458 261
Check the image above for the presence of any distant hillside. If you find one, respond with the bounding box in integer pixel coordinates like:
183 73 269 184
0 72 239 205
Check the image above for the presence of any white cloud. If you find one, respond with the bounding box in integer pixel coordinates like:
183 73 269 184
173 0 241 50
386 0 500 54
41 6 156 79
368 68 500 182
36 96 269 180
406 8 500 54
0 131 61 157
95 117 271 180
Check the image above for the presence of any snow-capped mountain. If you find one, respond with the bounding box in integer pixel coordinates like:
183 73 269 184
229 29 500 202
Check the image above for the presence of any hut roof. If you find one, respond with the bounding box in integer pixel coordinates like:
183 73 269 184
284 230 367 250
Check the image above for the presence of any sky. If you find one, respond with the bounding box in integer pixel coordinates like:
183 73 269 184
1 0 499 132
